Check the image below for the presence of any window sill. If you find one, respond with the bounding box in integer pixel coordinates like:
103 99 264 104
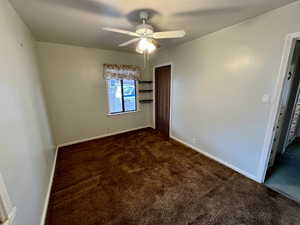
107 110 140 116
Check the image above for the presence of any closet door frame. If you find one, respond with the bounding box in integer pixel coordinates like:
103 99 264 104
259 31 300 183
152 63 173 136
283 56 300 152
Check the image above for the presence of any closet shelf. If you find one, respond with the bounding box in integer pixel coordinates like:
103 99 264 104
139 89 153 93
138 80 153 84
139 99 153 104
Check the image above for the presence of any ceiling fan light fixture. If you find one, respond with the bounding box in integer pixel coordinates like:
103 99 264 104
136 38 156 54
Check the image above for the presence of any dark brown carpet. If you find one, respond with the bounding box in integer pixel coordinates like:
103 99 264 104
45 128 300 225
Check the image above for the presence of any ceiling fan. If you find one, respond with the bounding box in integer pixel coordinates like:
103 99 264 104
103 11 186 54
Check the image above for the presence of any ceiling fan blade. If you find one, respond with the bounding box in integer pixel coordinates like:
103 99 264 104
173 6 244 17
103 27 140 37
119 38 140 47
43 0 123 17
152 30 186 39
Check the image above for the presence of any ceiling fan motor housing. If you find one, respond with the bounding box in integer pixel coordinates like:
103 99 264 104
136 24 154 35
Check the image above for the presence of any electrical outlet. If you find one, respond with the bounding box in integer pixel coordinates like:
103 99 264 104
192 137 202 147
192 137 197 145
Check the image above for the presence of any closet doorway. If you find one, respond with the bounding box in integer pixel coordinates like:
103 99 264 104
154 65 171 137
265 40 300 202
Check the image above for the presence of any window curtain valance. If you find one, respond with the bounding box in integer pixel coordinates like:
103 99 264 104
103 64 141 80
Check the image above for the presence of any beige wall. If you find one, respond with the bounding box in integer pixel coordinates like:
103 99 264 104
37 42 152 145
151 1 300 180
2 0 300 224
0 1 54 225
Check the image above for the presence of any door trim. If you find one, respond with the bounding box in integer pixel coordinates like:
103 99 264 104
152 63 173 136
259 31 300 183
0 173 15 225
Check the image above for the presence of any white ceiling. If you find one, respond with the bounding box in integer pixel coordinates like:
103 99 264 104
10 0 297 52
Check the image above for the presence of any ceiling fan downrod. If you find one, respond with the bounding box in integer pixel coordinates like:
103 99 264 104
139 11 149 24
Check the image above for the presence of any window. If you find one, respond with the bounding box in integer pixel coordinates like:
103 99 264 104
103 64 140 114
107 79 137 114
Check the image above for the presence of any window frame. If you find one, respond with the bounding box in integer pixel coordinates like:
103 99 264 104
106 79 139 115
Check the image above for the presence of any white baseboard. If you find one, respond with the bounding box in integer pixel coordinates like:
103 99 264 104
58 126 151 148
170 135 260 183
39 126 151 225
40 128 259 225
40 147 58 225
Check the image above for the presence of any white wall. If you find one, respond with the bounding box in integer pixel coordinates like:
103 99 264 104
151 0 300 180
0 1 54 225
37 42 152 145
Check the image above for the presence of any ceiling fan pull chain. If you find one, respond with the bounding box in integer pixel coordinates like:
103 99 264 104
143 51 146 69
147 52 149 63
